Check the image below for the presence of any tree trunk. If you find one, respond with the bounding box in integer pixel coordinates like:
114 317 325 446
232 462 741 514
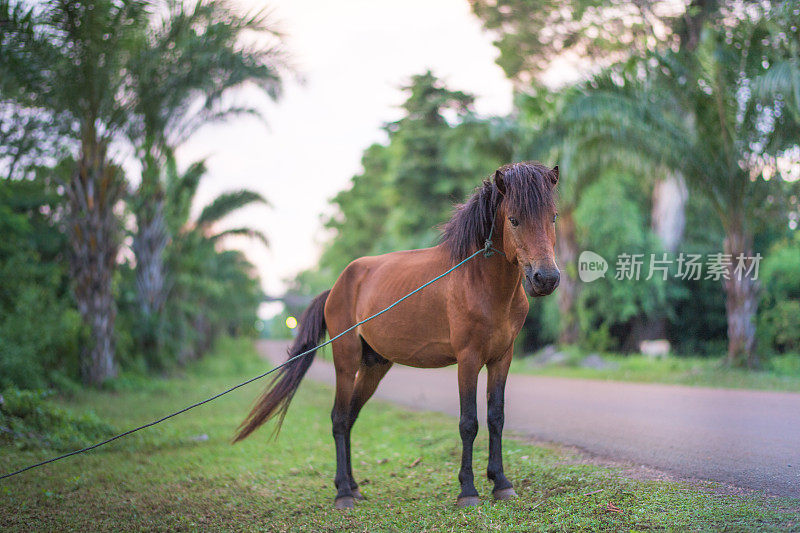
723 227 759 368
133 197 168 317
556 210 580 344
64 138 122 386
624 173 689 350
131 154 170 360
651 173 687 253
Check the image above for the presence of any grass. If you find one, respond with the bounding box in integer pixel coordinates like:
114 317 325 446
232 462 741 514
511 348 800 393
1 338 798 531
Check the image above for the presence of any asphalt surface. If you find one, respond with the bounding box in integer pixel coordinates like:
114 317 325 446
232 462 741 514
258 340 800 497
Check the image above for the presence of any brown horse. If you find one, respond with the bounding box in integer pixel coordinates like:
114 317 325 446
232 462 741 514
234 161 560 509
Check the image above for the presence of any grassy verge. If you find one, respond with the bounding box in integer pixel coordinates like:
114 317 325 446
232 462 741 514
1 338 798 531
511 348 800 393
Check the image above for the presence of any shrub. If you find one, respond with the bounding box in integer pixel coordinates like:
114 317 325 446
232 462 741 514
0 180 83 390
0 389 117 451
758 235 800 354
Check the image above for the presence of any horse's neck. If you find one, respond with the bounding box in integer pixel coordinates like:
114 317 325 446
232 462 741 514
466 246 522 304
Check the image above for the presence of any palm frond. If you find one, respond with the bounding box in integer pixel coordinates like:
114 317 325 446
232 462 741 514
169 106 263 147
196 190 269 228
127 0 292 153
210 227 270 248
165 156 208 232
752 59 800 120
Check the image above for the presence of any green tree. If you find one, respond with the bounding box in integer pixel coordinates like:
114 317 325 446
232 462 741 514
0 0 286 384
572 172 668 351
0 0 149 385
751 0 800 123
514 85 586 343
319 143 395 278
558 7 799 366
470 0 718 86
382 71 476 248
303 73 488 286
160 156 268 364
125 0 286 346
0 177 82 389
293 73 514 298
476 0 714 345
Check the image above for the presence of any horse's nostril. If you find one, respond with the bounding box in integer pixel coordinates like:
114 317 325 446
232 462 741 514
533 271 543 283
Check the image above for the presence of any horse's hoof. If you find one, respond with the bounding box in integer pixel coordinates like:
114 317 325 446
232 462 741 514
352 488 366 501
493 487 517 500
334 496 355 510
456 495 481 508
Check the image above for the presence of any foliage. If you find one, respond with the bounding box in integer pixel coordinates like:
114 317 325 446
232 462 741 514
0 0 278 388
572 173 668 351
469 0 714 86
758 233 800 354
0 179 83 390
126 0 287 342
125 0 286 153
116 157 266 370
158 156 265 366
0 0 151 384
0 388 116 451
382 71 476 248
515 296 560 352
665 189 728 355
552 4 800 366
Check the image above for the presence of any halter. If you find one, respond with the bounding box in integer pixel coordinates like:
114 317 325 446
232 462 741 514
483 208 506 258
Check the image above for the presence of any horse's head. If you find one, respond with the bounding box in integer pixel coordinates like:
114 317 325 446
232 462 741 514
496 162 560 297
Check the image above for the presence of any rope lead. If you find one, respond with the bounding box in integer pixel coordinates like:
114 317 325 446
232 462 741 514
0 235 503 482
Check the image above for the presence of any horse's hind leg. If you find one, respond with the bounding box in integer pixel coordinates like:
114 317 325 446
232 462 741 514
346 339 392 500
330 335 359 510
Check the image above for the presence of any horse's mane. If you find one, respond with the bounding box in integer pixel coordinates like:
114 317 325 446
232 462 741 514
439 161 556 263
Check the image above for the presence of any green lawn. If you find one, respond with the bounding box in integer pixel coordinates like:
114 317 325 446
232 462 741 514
511 348 800 393
1 338 798 531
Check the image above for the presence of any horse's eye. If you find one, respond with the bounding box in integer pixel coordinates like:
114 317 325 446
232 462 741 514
508 217 519 227
553 213 558 224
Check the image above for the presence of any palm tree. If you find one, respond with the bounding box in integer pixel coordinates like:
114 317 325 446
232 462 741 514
558 10 798 366
126 0 287 347
515 87 586 344
518 84 677 345
1 0 150 385
472 0 719 347
162 156 269 362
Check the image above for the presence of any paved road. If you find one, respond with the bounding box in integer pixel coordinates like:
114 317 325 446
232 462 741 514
258 340 800 497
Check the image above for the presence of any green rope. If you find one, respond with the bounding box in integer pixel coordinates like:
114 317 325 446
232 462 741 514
483 218 505 258
0 230 503 482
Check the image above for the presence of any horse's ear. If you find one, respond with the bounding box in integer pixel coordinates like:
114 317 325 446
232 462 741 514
495 169 506 195
549 165 559 186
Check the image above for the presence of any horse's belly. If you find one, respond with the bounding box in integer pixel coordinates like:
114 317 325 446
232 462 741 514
360 324 456 368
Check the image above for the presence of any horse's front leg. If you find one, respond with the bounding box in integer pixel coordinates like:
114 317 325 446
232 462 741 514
456 357 481 507
486 352 516 500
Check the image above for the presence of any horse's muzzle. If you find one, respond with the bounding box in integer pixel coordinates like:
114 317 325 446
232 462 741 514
523 265 560 296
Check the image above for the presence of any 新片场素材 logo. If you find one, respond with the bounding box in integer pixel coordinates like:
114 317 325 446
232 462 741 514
578 251 608 282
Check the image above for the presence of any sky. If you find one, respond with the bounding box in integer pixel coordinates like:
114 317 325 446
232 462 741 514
175 0 515 314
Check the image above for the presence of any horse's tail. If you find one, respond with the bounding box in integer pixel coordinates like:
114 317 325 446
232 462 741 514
233 289 331 442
